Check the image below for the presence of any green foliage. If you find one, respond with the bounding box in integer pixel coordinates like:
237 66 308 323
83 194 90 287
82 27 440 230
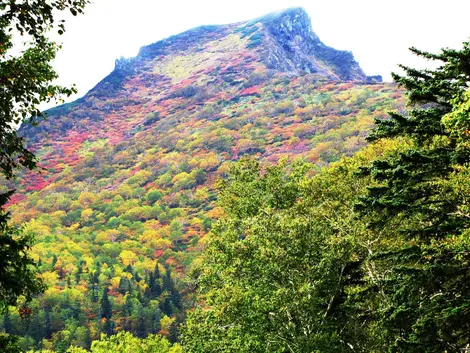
0 332 21 353
183 40 470 353
29 331 181 353
0 0 88 178
0 226 44 312
355 42 470 352
182 153 385 352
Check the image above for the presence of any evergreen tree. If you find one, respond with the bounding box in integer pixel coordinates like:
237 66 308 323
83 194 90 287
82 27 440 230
89 271 99 303
147 263 162 299
100 289 112 321
102 317 114 337
3 310 11 334
154 262 161 280
136 308 146 338
75 262 83 283
153 263 162 297
356 42 470 352
168 321 179 344
100 288 112 321
162 266 173 293
170 288 182 310
44 307 52 339
27 309 43 344
160 297 173 317
118 277 132 295
124 294 133 316
152 309 161 334
126 264 134 274
357 45 470 239
147 273 155 297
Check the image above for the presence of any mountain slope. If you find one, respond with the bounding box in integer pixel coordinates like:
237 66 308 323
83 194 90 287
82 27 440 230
6 7 403 349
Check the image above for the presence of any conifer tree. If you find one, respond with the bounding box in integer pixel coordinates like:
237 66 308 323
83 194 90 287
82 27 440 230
136 308 146 338
118 277 132 295
357 42 470 352
160 297 173 317
44 307 52 339
100 288 112 320
162 266 173 294
152 262 162 297
152 309 161 334
3 310 11 334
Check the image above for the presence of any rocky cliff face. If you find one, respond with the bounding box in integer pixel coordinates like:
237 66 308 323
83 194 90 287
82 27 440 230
254 8 369 80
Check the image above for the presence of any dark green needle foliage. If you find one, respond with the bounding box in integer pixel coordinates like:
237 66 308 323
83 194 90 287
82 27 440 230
357 44 470 239
356 42 470 352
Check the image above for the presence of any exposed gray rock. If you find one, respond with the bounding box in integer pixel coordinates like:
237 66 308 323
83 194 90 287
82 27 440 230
254 7 371 81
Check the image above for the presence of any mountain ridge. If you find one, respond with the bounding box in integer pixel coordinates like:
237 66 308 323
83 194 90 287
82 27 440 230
23 7 380 139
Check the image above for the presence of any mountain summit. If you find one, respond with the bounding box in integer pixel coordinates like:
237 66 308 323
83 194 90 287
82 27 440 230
252 7 368 79
24 7 379 139
133 7 370 80
69 8 371 102
107 7 373 92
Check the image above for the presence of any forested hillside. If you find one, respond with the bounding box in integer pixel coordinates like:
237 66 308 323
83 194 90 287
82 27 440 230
0 8 411 352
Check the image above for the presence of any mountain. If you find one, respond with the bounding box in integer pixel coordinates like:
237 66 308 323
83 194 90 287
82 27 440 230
23 8 379 141
7 7 403 349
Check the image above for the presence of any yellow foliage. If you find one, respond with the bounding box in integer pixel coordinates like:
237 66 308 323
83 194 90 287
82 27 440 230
51 210 66 219
95 229 121 243
68 223 80 231
133 257 155 273
110 276 121 289
77 192 97 206
82 256 94 270
216 161 232 176
199 152 219 170
194 187 209 201
24 219 50 237
41 271 59 287
159 315 175 335
156 225 171 238
119 250 138 266
206 207 224 219
81 208 93 220
172 171 191 184
153 238 172 250
139 229 162 243
144 219 161 230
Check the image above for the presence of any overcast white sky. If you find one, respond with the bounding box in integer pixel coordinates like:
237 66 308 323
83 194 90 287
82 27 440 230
48 0 470 107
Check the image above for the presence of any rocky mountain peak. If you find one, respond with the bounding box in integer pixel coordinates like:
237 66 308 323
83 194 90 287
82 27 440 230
258 7 313 34
247 7 374 81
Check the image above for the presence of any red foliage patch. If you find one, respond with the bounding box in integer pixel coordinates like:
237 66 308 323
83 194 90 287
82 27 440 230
240 86 261 96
